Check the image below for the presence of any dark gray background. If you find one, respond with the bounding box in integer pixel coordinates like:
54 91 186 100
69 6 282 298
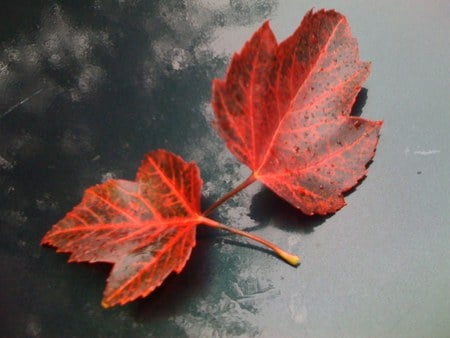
1 1 449 337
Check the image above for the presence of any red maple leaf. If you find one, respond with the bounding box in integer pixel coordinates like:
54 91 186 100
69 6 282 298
211 9 382 215
42 150 202 307
42 150 298 307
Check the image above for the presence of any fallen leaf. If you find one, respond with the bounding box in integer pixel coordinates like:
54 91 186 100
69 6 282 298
212 9 382 215
42 150 299 307
42 150 202 307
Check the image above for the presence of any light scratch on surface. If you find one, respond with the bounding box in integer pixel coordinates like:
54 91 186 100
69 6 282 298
0 88 43 120
413 150 441 156
0 155 14 170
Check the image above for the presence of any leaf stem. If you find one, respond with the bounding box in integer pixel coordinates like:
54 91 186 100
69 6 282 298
203 174 256 216
200 217 300 266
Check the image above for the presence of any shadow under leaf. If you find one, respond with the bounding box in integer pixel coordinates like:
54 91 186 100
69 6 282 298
351 87 368 117
249 187 329 234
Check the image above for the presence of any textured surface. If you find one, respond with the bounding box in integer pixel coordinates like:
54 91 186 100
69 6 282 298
213 10 382 215
1 1 449 337
42 150 201 307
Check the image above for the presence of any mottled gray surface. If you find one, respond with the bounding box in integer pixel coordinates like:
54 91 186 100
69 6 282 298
1 1 449 337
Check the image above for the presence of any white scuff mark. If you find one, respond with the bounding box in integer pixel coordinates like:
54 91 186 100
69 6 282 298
171 48 189 70
101 172 117 182
25 314 41 337
289 292 308 324
171 292 260 337
287 234 302 252
0 88 43 119
413 149 441 156
35 193 59 212
0 209 28 226
0 155 14 170
152 38 192 72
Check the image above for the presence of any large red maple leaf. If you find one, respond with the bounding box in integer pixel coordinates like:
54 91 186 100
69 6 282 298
212 9 382 215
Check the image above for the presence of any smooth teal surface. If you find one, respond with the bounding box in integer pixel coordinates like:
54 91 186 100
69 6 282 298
1 1 449 337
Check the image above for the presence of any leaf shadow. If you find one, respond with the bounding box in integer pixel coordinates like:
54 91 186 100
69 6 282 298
220 238 294 265
351 87 368 117
248 187 329 234
130 226 214 321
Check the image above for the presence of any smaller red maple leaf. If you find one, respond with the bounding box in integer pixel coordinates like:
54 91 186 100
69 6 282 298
42 150 298 307
42 150 203 307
